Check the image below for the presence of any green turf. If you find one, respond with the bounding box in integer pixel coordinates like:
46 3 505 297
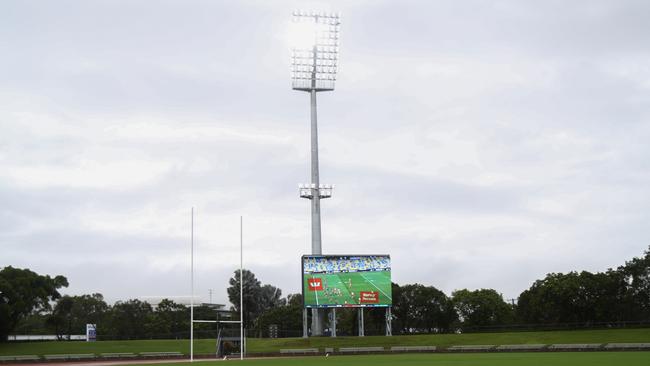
247 328 650 353
123 352 650 366
0 339 197 356
1 328 649 356
303 270 392 307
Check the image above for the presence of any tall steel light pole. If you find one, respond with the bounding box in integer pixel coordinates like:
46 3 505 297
291 10 340 336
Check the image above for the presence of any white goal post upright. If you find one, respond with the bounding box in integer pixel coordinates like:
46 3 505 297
190 207 194 361
189 211 244 362
239 216 243 360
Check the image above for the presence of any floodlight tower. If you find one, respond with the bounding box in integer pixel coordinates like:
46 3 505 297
291 10 340 337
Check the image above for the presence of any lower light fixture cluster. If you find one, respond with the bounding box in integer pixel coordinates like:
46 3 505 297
298 183 334 199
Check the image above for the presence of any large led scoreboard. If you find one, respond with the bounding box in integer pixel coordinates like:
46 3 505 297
302 255 392 308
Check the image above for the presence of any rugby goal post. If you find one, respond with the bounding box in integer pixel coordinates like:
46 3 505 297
190 211 245 362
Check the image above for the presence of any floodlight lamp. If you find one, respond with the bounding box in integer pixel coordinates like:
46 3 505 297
290 11 340 91
288 20 321 50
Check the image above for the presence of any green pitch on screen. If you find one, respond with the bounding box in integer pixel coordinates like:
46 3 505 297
302 255 392 308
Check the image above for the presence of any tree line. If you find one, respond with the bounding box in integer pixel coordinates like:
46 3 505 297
1 246 649 341
235 246 650 335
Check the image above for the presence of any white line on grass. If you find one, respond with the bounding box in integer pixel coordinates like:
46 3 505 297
360 272 392 301
311 274 320 306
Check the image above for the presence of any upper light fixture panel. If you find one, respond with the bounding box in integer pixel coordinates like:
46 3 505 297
290 10 341 91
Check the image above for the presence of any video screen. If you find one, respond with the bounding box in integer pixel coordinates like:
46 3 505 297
302 255 392 308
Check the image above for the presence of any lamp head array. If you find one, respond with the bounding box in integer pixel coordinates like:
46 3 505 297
290 11 341 91
298 183 334 199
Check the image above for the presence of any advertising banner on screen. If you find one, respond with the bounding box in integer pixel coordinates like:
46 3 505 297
308 278 323 291
302 255 392 308
360 291 379 304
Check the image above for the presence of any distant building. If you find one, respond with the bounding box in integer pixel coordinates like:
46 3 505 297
139 296 230 316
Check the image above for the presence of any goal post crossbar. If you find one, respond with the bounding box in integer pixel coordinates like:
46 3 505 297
192 320 242 324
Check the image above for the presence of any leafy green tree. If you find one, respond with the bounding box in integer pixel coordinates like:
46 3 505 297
154 299 189 337
0 266 68 341
254 293 302 337
390 282 406 332
103 299 154 339
260 284 285 312
619 246 650 320
47 293 108 339
11 313 50 335
47 296 74 339
517 246 650 325
586 270 628 322
287 293 302 307
364 306 391 335
452 288 513 329
420 286 457 332
517 270 627 324
334 307 359 336
392 283 456 333
227 270 290 333
227 269 262 329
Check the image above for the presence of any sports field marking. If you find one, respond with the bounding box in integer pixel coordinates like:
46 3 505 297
359 272 392 301
337 273 356 305
328 276 347 306
304 271 392 307
310 274 320 306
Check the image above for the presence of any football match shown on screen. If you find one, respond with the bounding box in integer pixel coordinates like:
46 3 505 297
302 255 392 308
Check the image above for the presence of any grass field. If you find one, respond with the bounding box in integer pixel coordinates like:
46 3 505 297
1 328 649 356
120 353 650 366
303 270 392 307
247 328 650 353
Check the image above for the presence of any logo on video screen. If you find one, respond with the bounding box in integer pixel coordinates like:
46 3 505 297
360 291 379 303
308 278 323 291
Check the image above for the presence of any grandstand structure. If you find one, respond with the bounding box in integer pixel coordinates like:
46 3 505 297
303 256 391 274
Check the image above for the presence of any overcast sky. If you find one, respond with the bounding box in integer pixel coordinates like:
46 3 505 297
2 0 650 306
